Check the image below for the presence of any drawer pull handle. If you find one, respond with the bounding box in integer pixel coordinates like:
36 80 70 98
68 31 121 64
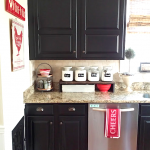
36 107 44 112
92 108 134 112
50 122 53 125
68 107 76 112
60 122 63 125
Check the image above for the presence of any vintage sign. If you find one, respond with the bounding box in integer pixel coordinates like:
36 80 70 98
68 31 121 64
11 19 24 71
6 0 25 21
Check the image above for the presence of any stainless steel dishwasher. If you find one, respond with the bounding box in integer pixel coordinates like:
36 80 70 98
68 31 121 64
88 103 139 150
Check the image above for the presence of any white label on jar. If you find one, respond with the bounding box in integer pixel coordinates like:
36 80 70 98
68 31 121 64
91 73 97 77
64 74 70 77
105 73 111 77
78 73 84 77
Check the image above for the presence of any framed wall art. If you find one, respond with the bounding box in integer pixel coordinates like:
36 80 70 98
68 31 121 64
11 19 24 71
140 62 150 72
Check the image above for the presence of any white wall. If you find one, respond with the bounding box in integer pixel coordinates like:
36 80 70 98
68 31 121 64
0 54 3 126
0 126 5 150
120 0 150 81
0 0 31 150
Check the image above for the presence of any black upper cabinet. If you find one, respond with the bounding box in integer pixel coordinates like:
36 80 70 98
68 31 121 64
80 0 126 59
28 0 77 59
28 0 126 60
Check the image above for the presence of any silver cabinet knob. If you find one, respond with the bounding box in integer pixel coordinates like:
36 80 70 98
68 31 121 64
36 107 44 112
83 51 85 53
68 107 76 112
50 122 53 125
60 122 63 125
73 51 76 53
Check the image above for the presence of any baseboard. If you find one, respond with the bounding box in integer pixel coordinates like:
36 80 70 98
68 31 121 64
0 126 5 150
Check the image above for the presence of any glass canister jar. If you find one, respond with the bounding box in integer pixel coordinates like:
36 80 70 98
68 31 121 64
75 66 86 81
88 66 99 81
47 80 52 89
62 66 73 81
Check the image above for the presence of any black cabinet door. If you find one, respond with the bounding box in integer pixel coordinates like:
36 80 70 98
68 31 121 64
58 116 87 150
80 0 126 60
28 0 77 60
12 117 24 150
27 116 54 150
139 117 150 150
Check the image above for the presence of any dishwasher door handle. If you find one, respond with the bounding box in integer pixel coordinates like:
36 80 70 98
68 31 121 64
92 108 134 112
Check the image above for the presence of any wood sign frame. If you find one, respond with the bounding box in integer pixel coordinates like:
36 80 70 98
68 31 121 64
11 19 24 72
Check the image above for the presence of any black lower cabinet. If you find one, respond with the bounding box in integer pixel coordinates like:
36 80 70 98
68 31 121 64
138 116 150 150
12 117 24 150
25 104 88 150
27 116 54 150
14 103 150 150
59 116 87 150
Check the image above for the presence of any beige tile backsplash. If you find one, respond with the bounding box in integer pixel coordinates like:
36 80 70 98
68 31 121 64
30 60 120 83
29 60 36 85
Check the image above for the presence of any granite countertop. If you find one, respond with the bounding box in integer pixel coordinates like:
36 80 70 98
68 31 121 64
24 90 150 103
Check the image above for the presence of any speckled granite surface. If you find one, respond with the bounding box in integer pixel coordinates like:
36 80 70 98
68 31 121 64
23 82 59 100
24 90 150 103
23 85 35 100
115 82 150 91
23 82 150 103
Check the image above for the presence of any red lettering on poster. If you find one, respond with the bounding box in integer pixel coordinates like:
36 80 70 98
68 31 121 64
6 0 25 21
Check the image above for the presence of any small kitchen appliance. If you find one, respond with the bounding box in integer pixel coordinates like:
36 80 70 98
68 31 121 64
75 66 86 81
88 103 138 150
62 66 73 81
101 66 113 81
88 66 99 81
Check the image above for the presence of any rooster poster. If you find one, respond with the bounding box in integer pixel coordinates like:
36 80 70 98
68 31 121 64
11 19 24 71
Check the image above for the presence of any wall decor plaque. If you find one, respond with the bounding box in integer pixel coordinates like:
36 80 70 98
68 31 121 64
6 0 25 21
11 19 24 71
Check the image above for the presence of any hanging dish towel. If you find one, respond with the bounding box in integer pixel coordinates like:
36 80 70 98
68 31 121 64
105 109 121 138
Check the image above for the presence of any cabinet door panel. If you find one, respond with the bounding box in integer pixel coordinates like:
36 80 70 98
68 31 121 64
85 35 119 53
59 116 87 150
37 0 72 29
27 116 54 150
139 117 150 150
80 0 126 60
38 35 72 56
86 0 120 29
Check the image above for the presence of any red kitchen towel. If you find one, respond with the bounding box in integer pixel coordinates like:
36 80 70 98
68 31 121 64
105 109 121 138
